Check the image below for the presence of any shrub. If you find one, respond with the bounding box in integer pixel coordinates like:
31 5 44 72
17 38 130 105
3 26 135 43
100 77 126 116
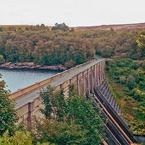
0 54 4 64
119 76 126 84
0 131 53 145
0 131 33 145
39 87 105 145
126 75 136 90
0 79 16 135
141 60 145 70
35 120 85 145
131 88 145 102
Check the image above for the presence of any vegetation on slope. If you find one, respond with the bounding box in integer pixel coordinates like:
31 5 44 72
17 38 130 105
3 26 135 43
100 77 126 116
0 23 145 140
35 87 105 145
0 76 16 135
106 32 145 135
0 131 53 145
107 58 145 135
0 23 145 67
0 24 94 68
0 85 105 145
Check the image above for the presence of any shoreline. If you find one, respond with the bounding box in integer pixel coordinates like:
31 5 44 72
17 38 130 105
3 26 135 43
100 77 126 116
0 62 67 71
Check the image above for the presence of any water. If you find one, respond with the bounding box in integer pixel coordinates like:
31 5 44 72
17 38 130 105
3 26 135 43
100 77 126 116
0 69 57 92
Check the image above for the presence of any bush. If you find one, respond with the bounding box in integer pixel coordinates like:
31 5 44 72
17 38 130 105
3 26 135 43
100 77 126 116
131 88 145 102
64 60 76 68
0 131 33 145
96 48 114 58
119 76 126 84
39 87 105 145
0 79 16 135
52 23 69 31
0 54 5 64
35 120 85 145
0 131 53 145
126 75 136 90
141 60 145 70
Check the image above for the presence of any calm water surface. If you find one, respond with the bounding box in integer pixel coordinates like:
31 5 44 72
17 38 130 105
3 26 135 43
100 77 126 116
0 69 57 92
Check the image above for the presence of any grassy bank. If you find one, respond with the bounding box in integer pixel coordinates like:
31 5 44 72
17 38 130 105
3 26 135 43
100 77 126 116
106 58 145 135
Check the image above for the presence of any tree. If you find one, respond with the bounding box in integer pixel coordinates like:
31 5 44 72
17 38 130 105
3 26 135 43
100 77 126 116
52 23 69 31
39 87 105 145
0 27 3 32
66 96 105 145
40 86 54 118
64 60 76 68
136 33 145 49
136 33 145 57
35 119 85 145
41 87 67 121
126 75 136 90
141 60 145 70
73 52 86 64
0 131 33 145
0 131 53 145
0 77 16 135
0 54 4 64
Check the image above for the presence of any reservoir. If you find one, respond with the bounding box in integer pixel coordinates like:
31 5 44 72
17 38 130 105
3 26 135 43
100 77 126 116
0 69 57 92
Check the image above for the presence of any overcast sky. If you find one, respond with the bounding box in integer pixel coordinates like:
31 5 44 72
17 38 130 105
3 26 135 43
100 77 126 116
0 0 145 26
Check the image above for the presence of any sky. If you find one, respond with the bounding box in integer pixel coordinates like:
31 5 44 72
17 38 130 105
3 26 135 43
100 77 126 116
0 0 145 26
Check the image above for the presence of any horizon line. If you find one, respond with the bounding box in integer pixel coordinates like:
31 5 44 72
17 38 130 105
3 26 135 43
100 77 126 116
0 21 145 28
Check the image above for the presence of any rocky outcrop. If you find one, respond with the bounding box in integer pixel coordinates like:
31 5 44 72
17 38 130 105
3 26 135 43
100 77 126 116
0 62 67 71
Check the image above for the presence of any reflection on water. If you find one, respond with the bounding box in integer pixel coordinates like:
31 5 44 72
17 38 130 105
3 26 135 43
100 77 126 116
0 69 56 92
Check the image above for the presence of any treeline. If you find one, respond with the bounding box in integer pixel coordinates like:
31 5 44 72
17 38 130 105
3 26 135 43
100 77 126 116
0 23 145 67
0 23 94 68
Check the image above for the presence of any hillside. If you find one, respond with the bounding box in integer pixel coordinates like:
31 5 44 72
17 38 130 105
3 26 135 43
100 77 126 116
0 23 145 67
75 22 145 30
0 22 145 136
107 58 145 136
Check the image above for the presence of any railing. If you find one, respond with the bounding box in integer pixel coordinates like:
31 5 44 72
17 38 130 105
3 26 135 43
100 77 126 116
94 87 136 144
9 59 105 101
